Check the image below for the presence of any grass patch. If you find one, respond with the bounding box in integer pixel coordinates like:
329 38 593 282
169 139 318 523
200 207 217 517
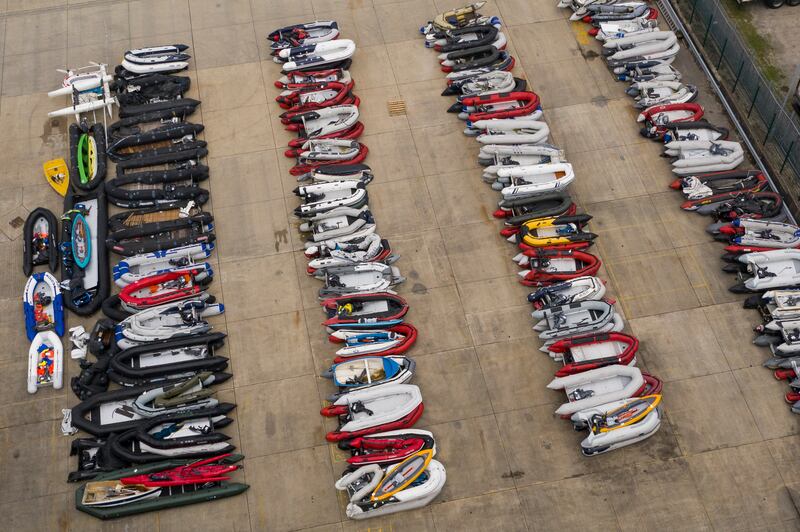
720 0 787 88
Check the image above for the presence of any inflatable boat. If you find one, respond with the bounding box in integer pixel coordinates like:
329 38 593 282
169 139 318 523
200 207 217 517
69 123 107 192
107 333 228 387
307 235 396 274
442 71 524 98
49 63 116 121
469 119 550 145
731 249 800 293
23 208 59 276
61 189 110 315
637 102 704 139
113 243 214 287
440 47 504 74
429 24 504 52
28 330 63 394
321 356 416 400
124 45 190 65
603 30 677 61
289 140 369 176
278 82 358 116
753 319 800 355
457 91 540 121
547 332 638 376
593 17 659 41
76 455 247 520
294 180 368 218
617 63 681 83
496 162 575 199
299 206 376 245
321 293 409 329
118 268 211 311
107 119 205 162
322 384 424 442
667 140 745 176
111 73 190 107
338 429 436 466
421 2 495 36
107 210 214 257
297 163 373 184
444 51 514 81
277 39 356 72
576 394 662 455
511 214 596 249
671 169 766 203
329 324 418 362
745 289 800 322
116 297 224 349
336 450 446 520
701 191 783 221
534 300 622 343
718 219 800 256
628 81 697 109
547 364 645 416
284 103 359 135
478 144 562 167
661 121 729 143
268 21 340 52
117 98 200 120
494 192 575 228
24 272 65 341
316 262 405 298
275 67 351 89
517 248 602 287
527 276 607 310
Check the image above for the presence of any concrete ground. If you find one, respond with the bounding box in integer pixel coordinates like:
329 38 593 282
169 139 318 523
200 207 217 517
1 0 799 530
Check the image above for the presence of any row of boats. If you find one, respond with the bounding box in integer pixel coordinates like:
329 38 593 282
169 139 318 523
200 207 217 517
24 46 250 518
561 1 800 411
417 1 666 455
268 24 447 520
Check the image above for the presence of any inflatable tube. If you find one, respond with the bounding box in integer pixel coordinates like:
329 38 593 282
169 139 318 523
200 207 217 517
23 207 59 276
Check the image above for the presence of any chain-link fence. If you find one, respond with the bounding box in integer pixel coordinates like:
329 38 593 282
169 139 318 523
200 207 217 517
671 0 800 212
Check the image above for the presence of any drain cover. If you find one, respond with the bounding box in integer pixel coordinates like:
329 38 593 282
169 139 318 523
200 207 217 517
387 98 407 116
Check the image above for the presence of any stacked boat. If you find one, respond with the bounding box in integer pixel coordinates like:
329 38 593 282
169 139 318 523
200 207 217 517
560 2 800 413
268 23 446 520
423 2 665 456
30 47 248 519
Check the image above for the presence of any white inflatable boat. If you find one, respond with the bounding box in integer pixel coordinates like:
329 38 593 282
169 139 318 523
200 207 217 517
548 364 644 416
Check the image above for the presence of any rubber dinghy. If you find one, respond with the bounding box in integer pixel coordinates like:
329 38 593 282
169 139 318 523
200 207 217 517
671 169 766 204
113 243 215 287
335 450 446 520
69 123 107 192
510 214 596 249
268 21 340 52
61 189 110 315
118 268 211 311
637 102 704 139
495 162 575 199
442 71 524 98
299 206 376 246
289 140 369 176
322 384 424 442
533 300 623 345
430 24 505 52
421 2 494 36
115 297 224 350
24 272 65 341
718 219 800 256
665 140 744 175
120 45 190 75
294 180 368 218
321 356 416 400
547 332 638 376
548 364 645 416
306 234 397 274
329 324 418 362
661 121 729 143
316 262 405 298
107 333 229 387
23 208 59 276
338 429 436 466
745 289 800 323
110 73 191 108
516 248 602 287
457 91 540 121
277 39 356 72
527 276 607 310
603 31 678 63
701 191 783 222
28 330 63 394
275 67 351 89
278 82 358 117
444 51 515 82
731 249 800 293
494 191 576 228
76 455 248 520
468 118 550 145
574 394 662 456
629 82 697 109
318 298 407 332
106 202 215 256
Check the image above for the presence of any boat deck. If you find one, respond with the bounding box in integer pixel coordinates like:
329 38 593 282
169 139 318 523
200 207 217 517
0 0 798 530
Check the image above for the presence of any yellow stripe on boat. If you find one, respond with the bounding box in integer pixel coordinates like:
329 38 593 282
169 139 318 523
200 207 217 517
370 449 433 502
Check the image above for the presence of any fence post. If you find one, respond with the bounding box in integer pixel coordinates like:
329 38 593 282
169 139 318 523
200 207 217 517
763 112 778 145
689 0 699 24
780 140 795 173
703 12 715 46
717 37 728 69
748 84 761 118
731 59 745 92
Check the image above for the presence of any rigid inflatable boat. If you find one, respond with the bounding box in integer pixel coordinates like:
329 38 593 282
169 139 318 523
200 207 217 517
457 91 540 121
753 319 800 355
745 289 800 322
731 249 800 292
278 81 358 116
338 429 436 465
585 2 654 22
661 121 729 143
268 21 340 52
547 332 638 376
297 163 373 184
113 243 214 287
518 248 601 286
322 293 409 329
617 63 681 83
120 45 190 75
277 39 356 72
719 219 800 256
594 18 660 41
28 330 63 394
118 268 211 311
534 300 622 343
429 24 504 52
444 51 514 81
283 104 360 136
335 450 446 520
61 189 110 315
702 191 783 221
306 234 396 273
329 324 418 362
322 384 424 442
69 123 107 192
275 67 351 89
321 356 416 400
469 119 550 145
23 208 59 276
442 71 524 98
494 192 575 228
496 162 575 199
421 2 495 36
116 297 224 349
577 394 662 455
547 364 645 416
637 102 704 139
629 81 697 109
316 262 405 298
527 276 607 310
671 169 766 203
666 140 744 176
299 206 376 245
603 31 678 63
294 180 368 217
289 139 369 176
24 272 65 340
478 144 562 167
76 455 247 520
106 333 228 387
511 214 596 249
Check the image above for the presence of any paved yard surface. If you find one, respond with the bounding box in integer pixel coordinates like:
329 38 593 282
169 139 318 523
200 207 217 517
1 0 799 531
